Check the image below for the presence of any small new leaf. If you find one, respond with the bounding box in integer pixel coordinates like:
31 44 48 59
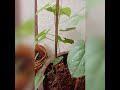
53 4 62 15
46 4 63 15
46 7 54 12
58 36 74 44
35 29 50 42
64 38 74 44
51 56 64 65
36 34 46 43
60 27 76 32
35 30 46 40
62 7 71 17
45 4 71 17
36 3 50 14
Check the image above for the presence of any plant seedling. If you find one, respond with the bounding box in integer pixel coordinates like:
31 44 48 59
35 0 85 90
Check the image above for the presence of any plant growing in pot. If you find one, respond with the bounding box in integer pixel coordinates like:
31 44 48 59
35 0 85 90
42 40 85 90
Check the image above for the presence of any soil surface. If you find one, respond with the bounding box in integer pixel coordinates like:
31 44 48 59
43 53 85 90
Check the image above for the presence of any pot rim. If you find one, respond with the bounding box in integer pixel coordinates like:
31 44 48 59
35 44 48 61
35 44 48 75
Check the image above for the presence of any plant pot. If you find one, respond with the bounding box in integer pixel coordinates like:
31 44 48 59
35 44 48 75
38 51 85 90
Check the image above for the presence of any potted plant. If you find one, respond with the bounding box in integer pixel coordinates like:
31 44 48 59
35 0 85 90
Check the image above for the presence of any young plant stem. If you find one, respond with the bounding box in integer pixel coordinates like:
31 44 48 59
47 33 55 36
35 0 38 38
46 37 54 42
40 61 62 89
40 60 62 89
40 61 56 76
55 0 59 58
74 78 79 90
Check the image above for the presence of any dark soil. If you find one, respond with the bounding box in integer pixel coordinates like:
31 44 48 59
35 51 45 60
43 53 85 90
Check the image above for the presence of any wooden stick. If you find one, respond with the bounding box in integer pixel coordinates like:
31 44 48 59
55 0 59 58
35 0 38 37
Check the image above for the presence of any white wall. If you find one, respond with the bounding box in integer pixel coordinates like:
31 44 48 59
20 0 34 23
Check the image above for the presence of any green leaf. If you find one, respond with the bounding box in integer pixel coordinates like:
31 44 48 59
58 36 63 42
52 4 60 11
35 70 45 90
64 38 74 44
35 29 50 42
51 56 64 65
46 7 54 12
46 4 62 15
37 34 46 43
35 30 46 40
85 37 105 90
16 19 34 37
60 27 76 32
53 4 62 15
58 36 74 44
36 3 50 14
67 40 85 78
61 7 71 17
45 4 71 17
65 15 85 27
